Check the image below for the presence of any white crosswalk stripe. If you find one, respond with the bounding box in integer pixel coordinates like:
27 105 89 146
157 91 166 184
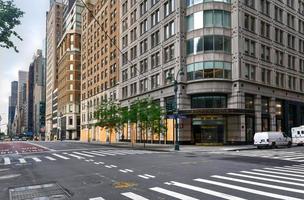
19 158 26 164
121 192 149 200
4 157 10 165
45 156 56 161
88 164 304 200
224 150 304 162
89 197 105 200
32 157 42 162
52 153 70 160
64 153 84 159
194 178 303 200
150 187 199 200
72 152 94 158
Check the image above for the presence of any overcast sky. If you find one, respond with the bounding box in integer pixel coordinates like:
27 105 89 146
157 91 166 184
0 0 49 132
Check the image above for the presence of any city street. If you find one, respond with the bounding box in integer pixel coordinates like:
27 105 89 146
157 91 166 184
0 142 304 200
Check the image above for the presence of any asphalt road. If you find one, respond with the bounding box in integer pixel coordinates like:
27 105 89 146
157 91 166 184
0 142 304 200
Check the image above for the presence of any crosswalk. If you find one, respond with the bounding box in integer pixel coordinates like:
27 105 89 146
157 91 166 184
89 163 304 200
213 149 304 162
0 149 159 166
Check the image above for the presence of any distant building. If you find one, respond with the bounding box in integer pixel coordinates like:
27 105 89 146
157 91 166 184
8 81 18 136
16 71 28 135
45 0 64 141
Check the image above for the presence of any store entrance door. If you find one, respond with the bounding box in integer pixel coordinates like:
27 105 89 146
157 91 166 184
193 116 225 144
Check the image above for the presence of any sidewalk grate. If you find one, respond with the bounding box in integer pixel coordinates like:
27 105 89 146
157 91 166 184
9 182 71 200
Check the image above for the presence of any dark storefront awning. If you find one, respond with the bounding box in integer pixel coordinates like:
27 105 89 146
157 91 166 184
180 108 255 116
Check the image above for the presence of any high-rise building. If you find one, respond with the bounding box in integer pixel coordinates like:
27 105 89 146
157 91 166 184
119 0 304 145
27 63 34 134
80 0 120 142
45 0 64 140
57 0 83 140
16 71 28 135
8 81 18 127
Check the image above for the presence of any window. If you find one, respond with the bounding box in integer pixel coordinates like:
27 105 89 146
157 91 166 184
140 39 148 54
122 69 128 82
261 68 271 84
260 45 270 61
187 35 231 55
261 97 269 114
69 117 73 126
122 86 128 98
260 0 270 15
151 74 160 89
275 72 285 88
130 82 137 96
275 50 284 66
140 0 148 16
122 1 128 15
287 34 295 49
187 61 232 80
187 0 231 7
244 13 255 32
151 52 160 68
164 0 175 17
151 9 160 27
260 21 270 38
288 55 296 69
164 21 175 39
164 68 174 84
130 10 137 25
244 63 256 80
130 27 137 42
245 94 254 109
140 18 148 35
140 78 148 92
122 35 128 48
244 39 256 57
140 59 148 73
130 45 137 60
130 65 137 78
164 44 175 63
151 30 160 48
202 10 231 29
191 95 227 109
274 6 283 23
274 28 283 44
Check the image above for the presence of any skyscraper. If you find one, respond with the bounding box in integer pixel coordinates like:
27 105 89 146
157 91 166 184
45 0 64 140
16 71 28 135
8 81 18 136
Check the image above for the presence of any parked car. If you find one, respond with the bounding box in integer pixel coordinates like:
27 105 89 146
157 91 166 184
291 126 304 146
254 131 292 149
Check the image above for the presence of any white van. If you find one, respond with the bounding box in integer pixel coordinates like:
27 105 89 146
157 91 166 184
291 126 304 146
254 132 292 149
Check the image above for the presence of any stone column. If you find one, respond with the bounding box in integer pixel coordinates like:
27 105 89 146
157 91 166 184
269 97 276 131
255 95 262 132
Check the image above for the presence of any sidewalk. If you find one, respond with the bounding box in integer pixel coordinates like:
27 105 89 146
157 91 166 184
66 140 256 152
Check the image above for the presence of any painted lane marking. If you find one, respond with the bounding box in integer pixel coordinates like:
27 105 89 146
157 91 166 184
63 153 84 160
73 152 94 158
212 175 304 194
144 174 155 178
241 171 304 182
150 187 199 200
273 166 304 171
252 169 304 178
52 153 70 160
283 156 304 160
121 192 149 200
125 169 134 172
119 170 128 173
195 178 303 200
19 158 26 164
166 181 246 200
110 165 117 168
4 157 11 165
45 156 56 161
32 157 42 162
82 151 106 157
0 174 21 180
89 197 105 200
227 173 304 187
138 175 149 179
105 165 112 168
263 167 304 174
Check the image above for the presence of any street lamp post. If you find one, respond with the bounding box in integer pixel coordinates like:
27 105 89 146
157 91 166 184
169 68 184 151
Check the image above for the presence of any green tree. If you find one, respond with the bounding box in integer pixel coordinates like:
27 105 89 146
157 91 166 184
0 0 24 52
94 100 123 144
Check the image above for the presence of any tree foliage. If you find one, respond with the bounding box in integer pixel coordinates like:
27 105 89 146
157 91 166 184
94 98 167 145
0 0 24 52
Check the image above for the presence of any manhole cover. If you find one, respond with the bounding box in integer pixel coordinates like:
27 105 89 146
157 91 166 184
9 182 71 200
